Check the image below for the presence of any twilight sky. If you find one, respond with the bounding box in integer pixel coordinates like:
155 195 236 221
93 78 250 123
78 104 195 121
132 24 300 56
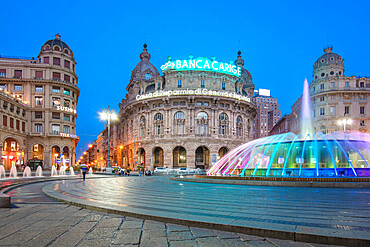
1 0 369 158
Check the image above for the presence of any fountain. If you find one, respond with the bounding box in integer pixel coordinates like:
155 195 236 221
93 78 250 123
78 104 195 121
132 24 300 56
35 166 43 177
0 165 5 178
51 165 58 176
9 165 17 178
208 79 370 178
59 166 66 176
22 166 31 177
70 167 75 176
88 167 93 175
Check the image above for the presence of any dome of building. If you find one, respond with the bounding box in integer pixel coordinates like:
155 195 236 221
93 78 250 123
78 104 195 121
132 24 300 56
313 46 344 70
130 44 159 82
40 33 73 55
235 51 253 95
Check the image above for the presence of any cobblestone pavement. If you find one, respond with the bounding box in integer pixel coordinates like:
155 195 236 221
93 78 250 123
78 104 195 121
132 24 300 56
0 177 361 246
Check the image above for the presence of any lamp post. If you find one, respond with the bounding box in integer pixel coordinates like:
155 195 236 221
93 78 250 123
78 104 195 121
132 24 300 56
99 106 118 173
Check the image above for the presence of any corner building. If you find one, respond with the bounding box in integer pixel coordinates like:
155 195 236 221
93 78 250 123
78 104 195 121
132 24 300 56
112 45 257 170
0 34 79 170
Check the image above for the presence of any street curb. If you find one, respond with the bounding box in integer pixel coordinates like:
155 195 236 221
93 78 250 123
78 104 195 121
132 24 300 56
170 175 370 188
42 181 370 247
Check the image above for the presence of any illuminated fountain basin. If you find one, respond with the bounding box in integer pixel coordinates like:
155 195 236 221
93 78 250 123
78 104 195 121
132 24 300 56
208 132 370 178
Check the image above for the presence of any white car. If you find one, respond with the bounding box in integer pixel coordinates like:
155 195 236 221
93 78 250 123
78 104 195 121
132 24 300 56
154 167 167 173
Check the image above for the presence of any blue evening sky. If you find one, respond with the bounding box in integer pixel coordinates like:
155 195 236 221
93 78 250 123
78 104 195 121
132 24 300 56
1 0 369 157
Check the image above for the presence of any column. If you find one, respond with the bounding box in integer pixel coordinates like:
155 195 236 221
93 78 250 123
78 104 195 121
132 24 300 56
0 145 3 166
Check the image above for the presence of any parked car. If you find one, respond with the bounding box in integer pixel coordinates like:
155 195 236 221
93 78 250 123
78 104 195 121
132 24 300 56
154 167 167 173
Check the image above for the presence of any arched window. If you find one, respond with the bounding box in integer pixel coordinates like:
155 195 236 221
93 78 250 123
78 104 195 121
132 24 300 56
196 112 209 135
44 45 50 51
236 116 243 137
173 111 185 135
140 116 146 136
218 113 229 135
54 46 60 51
154 113 163 135
64 49 69 55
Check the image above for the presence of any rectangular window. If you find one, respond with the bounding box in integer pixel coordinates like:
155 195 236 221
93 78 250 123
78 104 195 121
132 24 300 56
44 57 49 64
320 96 325 102
157 82 160 90
52 124 60 133
52 97 60 106
197 102 202 106
360 82 364 88
359 94 366 100
22 122 25 132
63 125 70 134
345 82 349 87
320 84 324 90
180 101 186 106
330 82 335 88
0 69 6 77
64 74 70 82
64 99 70 107
35 96 43 106
35 71 43 79
320 108 325 116
330 106 336 115
14 70 22 78
52 86 60 93
201 80 205 88
35 111 42 119
313 86 315 92
63 89 70 95
173 102 178 106
34 123 42 132
204 102 209 106
222 82 225 90
52 112 60 119
0 84 6 90
64 60 70 69
344 94 349 100
360 120 365 126
177 80 182 88
10 118 14 128
345 106 349 115
3 115 7 127
14 84 22 91
360 106 365 115
16 120 20 130
64 114 70 121
53 57 60 66
52 72 61 81
35 85 43 92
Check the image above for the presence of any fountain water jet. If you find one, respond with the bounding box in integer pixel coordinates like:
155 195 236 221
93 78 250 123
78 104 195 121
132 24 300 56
9 165 17 178
70 167 75 176
88 167 93 175
0 165 5 178
35 166 43 177
22 166 31 177
51 165 58 176
59 166 66 176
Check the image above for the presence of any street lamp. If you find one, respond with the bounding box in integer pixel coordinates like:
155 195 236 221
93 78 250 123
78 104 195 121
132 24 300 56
337 118 352 132
99 106 118 172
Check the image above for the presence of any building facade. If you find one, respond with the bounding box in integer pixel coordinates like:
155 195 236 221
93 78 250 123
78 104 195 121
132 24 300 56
0 34 79 170
252 89 281 139
281 46 370 136
310 47 369 134
99 45 257 171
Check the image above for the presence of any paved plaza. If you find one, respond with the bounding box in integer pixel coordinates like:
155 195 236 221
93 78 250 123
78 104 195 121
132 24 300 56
1 175 369 246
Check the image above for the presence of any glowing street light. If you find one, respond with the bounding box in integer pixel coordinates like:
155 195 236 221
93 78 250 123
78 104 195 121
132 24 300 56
337 118 352 132
99 106 118 172
88 144 93 148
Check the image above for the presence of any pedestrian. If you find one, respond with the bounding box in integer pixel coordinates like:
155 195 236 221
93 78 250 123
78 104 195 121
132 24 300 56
80 163 88 181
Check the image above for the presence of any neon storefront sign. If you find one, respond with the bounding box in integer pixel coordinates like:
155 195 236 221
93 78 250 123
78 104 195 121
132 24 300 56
56 106 76 114
160 57 241 77
136 88 250 102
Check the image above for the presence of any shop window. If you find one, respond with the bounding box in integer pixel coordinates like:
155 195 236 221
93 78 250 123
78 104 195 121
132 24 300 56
14 84 22 91
52 86 60 93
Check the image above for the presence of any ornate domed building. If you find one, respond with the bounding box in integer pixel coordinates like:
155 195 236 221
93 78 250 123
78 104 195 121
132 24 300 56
110 45 257 171
310 46 369 134
0 34 79 170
